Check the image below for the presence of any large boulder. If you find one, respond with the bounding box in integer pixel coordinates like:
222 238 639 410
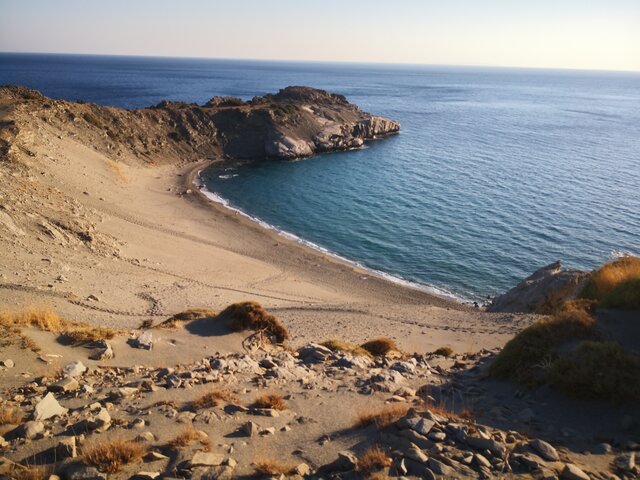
488 261 589 313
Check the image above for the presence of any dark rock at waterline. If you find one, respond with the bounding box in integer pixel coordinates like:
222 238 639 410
488 261 589 313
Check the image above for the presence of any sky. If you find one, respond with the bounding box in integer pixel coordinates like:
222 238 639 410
1 0 639 71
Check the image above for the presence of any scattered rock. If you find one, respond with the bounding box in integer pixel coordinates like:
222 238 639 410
242 421 260 437
89 341 114 360
0 359 14 369
561 463 590 480
56 436 77 458
130 331 153 350
530 438 560 461
190 452 225 467
34 392 68 420
49 377 80 393
21 420 45 439
63 361 87 378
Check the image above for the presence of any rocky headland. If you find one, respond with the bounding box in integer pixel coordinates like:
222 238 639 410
0 85 399 163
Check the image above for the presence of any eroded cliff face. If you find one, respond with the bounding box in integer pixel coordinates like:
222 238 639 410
0 85 399 164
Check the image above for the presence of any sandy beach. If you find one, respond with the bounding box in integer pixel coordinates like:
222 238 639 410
0 101 536 356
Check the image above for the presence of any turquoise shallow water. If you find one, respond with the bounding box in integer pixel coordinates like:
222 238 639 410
2 53 639 300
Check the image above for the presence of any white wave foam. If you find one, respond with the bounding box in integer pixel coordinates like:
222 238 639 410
195 170 467 303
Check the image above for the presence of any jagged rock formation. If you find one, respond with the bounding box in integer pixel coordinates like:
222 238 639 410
488 261 590 313
0 85 399 163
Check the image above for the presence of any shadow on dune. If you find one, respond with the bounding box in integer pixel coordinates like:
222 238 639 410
184 315 232 337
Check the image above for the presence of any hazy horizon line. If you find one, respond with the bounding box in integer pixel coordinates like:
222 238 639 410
2 50 639 75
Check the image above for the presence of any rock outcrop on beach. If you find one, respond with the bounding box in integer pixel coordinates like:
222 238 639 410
0 84 399 163
488 261 589 313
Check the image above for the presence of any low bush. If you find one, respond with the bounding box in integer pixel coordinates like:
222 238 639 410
580 256 640 309
360 338 397 357
218 301 289 343
432 346 454 357
489 308 598 386
548 341 640 402
600 278 640 310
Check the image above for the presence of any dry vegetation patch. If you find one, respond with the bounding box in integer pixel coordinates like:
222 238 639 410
252 392 287 411
253 458 294 476
8 465 47 480
0 406 23 425
169 425 210 450
432 346 454 357
356 404 409 429
157 308 217 328
358 446 392 473
219 301 289 343
360 338 397 357
191 388 238 410
0 307 116 346
82 438 145 473
321 339 372 357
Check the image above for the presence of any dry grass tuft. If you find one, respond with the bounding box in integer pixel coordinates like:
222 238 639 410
358 446 392 473
9 465 47 480
158 308 217 328
191 388 238 410
4 307 65 331
360 338 397 357
219 301 289 343
169 424 209 449
0 406 23 425
82 438 145 474
321 339 372 357
60 325 116 345
580 256 640 309
252 392 287 411
170 425 199 448
253 458 294 476
356 404 409 429
432 346 454 357
0 307 116 346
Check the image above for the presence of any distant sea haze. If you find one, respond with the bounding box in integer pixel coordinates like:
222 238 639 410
2 53 639 301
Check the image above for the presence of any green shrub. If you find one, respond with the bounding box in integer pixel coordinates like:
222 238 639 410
600 278 640 310
548 341 640 402
580 256 640 309
489 309 598 386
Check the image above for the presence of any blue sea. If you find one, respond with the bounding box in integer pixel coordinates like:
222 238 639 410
2 53 639 301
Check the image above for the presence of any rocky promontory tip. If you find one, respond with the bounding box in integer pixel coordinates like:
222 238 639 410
0 84 399 163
